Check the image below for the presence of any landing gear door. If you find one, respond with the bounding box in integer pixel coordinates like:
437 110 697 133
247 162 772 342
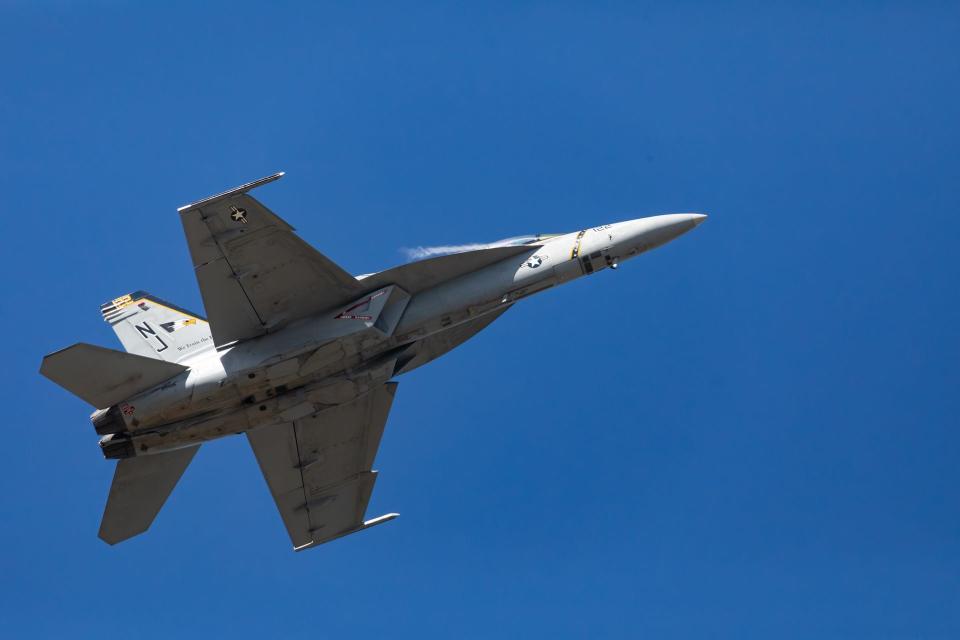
553 227 615 282
579 226 615 275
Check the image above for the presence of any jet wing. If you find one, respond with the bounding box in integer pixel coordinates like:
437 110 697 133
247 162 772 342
246 383 399 551
179 173 363 346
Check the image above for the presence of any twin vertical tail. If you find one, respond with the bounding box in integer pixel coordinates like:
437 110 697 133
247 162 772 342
38 292 206 546
100 291 214 363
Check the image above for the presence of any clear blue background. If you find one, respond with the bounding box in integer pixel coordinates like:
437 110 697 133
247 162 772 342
2 2 958 638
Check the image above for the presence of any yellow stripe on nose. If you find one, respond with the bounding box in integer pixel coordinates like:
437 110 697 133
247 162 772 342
570 230 586 259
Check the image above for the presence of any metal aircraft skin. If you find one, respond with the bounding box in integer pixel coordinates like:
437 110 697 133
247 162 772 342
40 173 706 551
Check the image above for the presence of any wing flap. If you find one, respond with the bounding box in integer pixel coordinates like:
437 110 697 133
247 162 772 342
246 421 312 547
40 343 187 409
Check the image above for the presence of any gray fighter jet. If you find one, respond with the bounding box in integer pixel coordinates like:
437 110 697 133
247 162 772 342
40 173 706 551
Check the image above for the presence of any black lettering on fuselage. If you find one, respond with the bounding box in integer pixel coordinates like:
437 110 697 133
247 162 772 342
135 322 169 353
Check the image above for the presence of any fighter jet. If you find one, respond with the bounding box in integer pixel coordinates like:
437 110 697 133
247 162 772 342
40 173 706 551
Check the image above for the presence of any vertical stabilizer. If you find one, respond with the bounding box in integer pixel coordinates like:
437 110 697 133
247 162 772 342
100 291 214 363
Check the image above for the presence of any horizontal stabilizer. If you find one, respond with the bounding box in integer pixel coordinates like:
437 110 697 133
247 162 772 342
40 343 187 409
99 445 200 545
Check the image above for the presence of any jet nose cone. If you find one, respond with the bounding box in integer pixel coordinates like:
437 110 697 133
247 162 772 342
646 212 708 239
661 213 707 230
617 212 707 254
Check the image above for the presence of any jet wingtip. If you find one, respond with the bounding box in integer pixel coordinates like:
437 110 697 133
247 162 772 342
177 171 286 213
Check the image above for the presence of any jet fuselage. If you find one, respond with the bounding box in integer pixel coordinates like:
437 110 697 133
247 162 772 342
96 214 705 459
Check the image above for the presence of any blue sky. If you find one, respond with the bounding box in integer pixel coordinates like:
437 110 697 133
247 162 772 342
2 2 958 637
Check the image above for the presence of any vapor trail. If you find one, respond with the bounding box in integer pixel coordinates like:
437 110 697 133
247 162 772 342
401 242 505 260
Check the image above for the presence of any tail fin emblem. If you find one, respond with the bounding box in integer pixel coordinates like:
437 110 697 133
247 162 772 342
230 206 247 223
